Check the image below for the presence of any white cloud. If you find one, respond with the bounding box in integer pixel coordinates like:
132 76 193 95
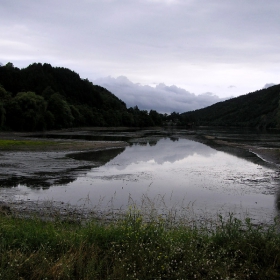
93 76 228 113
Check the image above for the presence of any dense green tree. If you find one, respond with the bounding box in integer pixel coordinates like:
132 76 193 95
6 92 47 131
0 64 21 95
42 86 55 100
276 97 280 128
0 103 5 127
5 62 14 68
47 93 73 128
0 84 11 102
0 63 126 111
44 110 55 129
69 105 83 127
0 85 11 129
149 110 163 126
122 111 134 127
103 109 123 126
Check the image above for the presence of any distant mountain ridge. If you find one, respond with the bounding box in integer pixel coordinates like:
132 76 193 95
182 85 280 129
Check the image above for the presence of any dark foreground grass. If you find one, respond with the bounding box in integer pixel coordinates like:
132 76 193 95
0 209 280 280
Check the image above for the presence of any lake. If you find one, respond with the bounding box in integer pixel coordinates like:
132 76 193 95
4 128 279 224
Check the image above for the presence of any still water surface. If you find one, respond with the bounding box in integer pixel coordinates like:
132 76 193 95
14 135 279 223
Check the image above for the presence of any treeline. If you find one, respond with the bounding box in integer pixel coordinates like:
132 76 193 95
182 85 280 129
0 63 170 131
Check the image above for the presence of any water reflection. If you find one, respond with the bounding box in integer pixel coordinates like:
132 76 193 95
31 133 130 142
67 148 125 162
113 138 216 167
149 141 157 146
12 137 279 223
0 175 76 189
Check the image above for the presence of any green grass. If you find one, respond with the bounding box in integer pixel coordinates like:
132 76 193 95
0 209 280 280
0 139 59 150
0 139 55 147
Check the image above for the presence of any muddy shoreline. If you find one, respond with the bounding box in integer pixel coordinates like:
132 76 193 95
197 134 280 167
1 127 279 220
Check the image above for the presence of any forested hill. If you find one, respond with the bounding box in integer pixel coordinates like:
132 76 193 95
182 85 280 129
0 63 163 131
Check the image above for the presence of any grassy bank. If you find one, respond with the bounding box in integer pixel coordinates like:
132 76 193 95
0 139 59 150
0 209 280 280
0 137 128 152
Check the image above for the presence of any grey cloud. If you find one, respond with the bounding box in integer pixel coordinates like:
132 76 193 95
2 1 280 66
263 83 276 89
1 0 280 97
93 76 228 113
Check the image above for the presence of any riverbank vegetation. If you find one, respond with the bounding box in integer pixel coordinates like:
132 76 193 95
1 208 280 279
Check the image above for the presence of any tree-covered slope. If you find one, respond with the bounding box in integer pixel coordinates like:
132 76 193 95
182 85 280 128
0 62 126 110
0 63 163 131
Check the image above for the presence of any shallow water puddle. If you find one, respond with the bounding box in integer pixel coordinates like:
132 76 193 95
14 138 279 223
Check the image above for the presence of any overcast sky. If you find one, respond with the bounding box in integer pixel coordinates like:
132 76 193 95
1 0 280 112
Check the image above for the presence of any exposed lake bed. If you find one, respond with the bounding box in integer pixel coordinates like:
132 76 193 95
1 127 280 224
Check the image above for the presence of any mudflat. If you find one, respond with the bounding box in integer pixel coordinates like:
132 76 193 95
0 127 279 220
